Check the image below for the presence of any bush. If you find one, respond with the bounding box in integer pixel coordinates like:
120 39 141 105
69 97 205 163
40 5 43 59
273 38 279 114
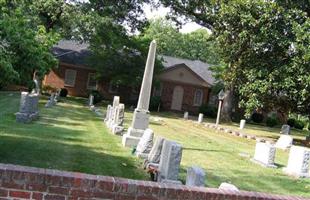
59 88 68 97
199 104 217 118
251 113 264 123
266 117 278 127
149 96 161 111
287 118 296 127
90 90 103 104
294 120 305 130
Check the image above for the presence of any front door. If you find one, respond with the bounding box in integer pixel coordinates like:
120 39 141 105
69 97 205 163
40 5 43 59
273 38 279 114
171 86 184 111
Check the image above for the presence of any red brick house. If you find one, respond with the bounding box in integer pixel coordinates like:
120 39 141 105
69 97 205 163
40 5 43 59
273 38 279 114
44 40 215 113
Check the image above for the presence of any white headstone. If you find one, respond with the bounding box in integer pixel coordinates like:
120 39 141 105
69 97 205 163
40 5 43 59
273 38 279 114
146 137 165 166
281 124 290 135
275 135 293 150
158 140 182 182
284 146 310 178
16 92 39 123
219 183 239 191
184 112 189 120
239 119 246 129
186 166 205 187
89 94 94 106
252 142 276 168
136 129 154 158
122 41 157 147
198 113 204 123
112 96 120 107
104 105 112 122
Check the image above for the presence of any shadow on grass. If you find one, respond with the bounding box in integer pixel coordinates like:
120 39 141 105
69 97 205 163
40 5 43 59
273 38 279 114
183 147 230 153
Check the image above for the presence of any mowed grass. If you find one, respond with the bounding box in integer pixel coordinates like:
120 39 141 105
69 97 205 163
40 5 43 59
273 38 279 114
122 111 310 197
0 91 147 180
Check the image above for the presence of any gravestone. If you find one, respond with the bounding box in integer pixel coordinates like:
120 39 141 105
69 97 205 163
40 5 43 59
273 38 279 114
219 183 239 191
252 142 277 168
157 140 182 183
16 92 39 123
186 166 205 187
122 41 157 147
112 104 125 134
280 124 290 135
184 112 189 120
104 105 112 123
240 119 246 129
145 137 165 168
275 135 293 150
107 96 120 128
283 146 310 178
89 94 94 106
45 93 56 108
198 113 204 123
136 129 154 158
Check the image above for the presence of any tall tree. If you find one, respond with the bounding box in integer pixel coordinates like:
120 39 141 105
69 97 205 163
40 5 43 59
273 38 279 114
160 0 310 119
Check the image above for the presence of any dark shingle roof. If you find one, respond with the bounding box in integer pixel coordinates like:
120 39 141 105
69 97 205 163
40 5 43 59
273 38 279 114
160 55 215 85
52 40 91 66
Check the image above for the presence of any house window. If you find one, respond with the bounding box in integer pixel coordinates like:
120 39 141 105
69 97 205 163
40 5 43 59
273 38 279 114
108 81 118 93
87 73 97 90
64 69 77 87
193 89 203 106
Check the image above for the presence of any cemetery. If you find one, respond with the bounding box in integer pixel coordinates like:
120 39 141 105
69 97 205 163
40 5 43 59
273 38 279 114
1 1 310 199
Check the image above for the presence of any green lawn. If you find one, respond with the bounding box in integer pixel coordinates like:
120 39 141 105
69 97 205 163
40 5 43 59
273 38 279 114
122 111 310 197
1 91 309 197
0 91 147 180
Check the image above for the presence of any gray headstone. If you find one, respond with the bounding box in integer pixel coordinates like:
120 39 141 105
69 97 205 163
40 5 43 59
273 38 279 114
147 137 165 164
252 142 276 168
158 140 182 182
186 166 205 187
281 124 290 135
136 129 154 158
104 105 112 122
275 135 293 150
184 112 189 120
117 104 125 126
89 94 94 106
16 92 39 123
284 146 310 178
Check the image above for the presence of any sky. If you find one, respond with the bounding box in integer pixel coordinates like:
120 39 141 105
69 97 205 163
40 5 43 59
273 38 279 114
143 4 204 33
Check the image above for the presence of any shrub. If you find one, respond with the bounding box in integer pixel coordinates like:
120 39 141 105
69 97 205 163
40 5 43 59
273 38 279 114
199 104 217 118
59 88 68 97
266 117 278 127
90 90 103 104
308 123 310 131
149 96 161 111
294 120 305 130
287 118 296 127
251 113 264 123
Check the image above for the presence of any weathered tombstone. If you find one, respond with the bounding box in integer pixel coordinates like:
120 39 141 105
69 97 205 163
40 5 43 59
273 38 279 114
16 92 39 123
136 129 154 158
157 140 182 183
122 41 157 147
145 137 165 168
45 93 56 108
283 146 310 178
184 112 189 120
280 124 290 135
251 142 277 168
107 96 120 128
104 105 112 122
198 113 204 123
112 104 125 134
88 94 94 106
186 166 205 187
275 135 293 150
219 183 239 191
239 119 246 129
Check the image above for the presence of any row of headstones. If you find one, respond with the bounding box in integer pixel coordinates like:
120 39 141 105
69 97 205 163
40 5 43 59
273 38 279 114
134 128 240 190
252 142 310 177
104 96 125 135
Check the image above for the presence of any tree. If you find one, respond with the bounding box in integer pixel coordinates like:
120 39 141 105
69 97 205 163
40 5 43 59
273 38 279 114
160 0 310 119
141 18 220 64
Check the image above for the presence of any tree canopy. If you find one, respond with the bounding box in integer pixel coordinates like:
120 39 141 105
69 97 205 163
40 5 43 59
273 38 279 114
160 0 310 117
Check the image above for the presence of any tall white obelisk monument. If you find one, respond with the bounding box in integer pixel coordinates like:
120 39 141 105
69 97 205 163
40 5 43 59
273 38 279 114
122 40 157 147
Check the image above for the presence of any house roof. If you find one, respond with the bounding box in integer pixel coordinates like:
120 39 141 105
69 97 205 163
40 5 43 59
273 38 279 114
52 40 91 66
53 40 215 85
160 55 215 85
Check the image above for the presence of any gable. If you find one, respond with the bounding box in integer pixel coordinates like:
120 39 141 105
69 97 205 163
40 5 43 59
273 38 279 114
159 64 210 87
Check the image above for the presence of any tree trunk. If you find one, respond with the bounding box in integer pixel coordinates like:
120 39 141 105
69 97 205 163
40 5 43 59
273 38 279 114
221 88 234 122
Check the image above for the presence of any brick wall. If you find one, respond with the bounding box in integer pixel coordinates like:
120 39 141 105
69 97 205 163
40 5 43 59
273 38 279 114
161 81 210 114
0 163 306 200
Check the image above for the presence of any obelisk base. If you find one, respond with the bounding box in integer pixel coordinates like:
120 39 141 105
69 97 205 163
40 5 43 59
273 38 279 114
122 109 149 147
